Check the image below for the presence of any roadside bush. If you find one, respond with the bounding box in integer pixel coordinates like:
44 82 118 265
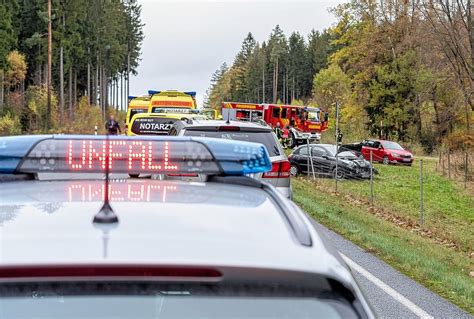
70 97 104 134
0 113 21 136
25 85 58 132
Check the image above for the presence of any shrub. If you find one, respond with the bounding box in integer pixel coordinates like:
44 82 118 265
0 113 21 136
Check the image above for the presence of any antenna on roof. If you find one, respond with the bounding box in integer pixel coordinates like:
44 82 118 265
226 111 231 124
93 133 119 224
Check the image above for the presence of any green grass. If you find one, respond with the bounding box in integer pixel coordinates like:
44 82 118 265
311 158 473 253
292 165 474 313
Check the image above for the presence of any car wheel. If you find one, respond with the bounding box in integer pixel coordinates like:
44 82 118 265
290 164 299 177
332 168 344 180
129 174 139 178
382 156 389 165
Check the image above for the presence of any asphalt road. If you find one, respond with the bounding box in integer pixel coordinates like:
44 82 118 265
309 220 472 319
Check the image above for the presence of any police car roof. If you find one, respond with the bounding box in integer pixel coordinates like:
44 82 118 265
0 178 352 287
176 120 273 132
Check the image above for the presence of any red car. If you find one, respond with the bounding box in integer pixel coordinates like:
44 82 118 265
343 139 414 165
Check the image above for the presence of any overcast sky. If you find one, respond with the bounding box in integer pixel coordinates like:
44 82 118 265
130 0 346 107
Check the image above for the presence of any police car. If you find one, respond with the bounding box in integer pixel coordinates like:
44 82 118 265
0 135 373 318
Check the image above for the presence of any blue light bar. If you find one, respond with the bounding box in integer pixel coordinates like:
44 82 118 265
196 137 271 175
0 135 271 176
0 135 54 173
184 91 196 97
128 95 137 100
148 90 161 95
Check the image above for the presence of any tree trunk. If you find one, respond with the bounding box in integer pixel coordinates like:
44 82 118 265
59 46 64 122
262 63 265 103
274 57 279 103
127 52 130 107
73 69 77 111
103 66 108 116
282 71 286 104
68 67 72 120
120 73 123 111
0 70 4 111
115 79 119 110
47 0 52 128
96 52 100 106
272 65 276 103
87 58 91 103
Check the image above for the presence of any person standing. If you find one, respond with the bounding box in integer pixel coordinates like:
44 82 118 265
105 114 121 135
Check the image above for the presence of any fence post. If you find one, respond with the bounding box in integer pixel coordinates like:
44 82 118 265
419 159 424 226
309 140 315 180
370 150 374 206
94 125 98 135
447 148 451 180
306 139 311 177
335 101 340 192
465 152 468 189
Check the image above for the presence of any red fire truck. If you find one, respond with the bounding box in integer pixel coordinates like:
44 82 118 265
221 102 328 147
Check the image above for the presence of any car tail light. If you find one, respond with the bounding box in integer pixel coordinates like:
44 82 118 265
218 126 240 131
263 160 291 178
0 265 222 279
167 173 199 177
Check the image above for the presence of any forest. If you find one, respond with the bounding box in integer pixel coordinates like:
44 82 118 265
205 0 473 153
0 0 143 134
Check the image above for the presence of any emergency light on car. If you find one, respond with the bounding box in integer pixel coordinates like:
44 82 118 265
0 135 272 176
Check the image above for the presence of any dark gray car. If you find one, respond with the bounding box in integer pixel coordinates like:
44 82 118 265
289 144 377 179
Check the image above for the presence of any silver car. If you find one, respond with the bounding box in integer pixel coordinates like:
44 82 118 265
0 134 373 318
170 120 292 198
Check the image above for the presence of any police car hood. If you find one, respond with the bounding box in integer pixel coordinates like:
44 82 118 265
0 179 352 286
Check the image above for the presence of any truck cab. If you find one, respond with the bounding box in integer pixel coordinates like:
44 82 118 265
262 104 329 147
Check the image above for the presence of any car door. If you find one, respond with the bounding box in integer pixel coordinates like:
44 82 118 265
371 141 384 161
310 146 330 175
362 140 377 161
294 146 310 174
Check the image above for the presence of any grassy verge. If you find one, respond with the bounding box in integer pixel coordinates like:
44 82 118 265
292 169 474 313
310 158 473 254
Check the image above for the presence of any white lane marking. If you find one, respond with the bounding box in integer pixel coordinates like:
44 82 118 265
340 253 433 319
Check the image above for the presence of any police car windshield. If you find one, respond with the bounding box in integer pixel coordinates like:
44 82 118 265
184 130 281 156
0 283 359 318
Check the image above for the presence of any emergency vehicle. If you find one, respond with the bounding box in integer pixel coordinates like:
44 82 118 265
222 102 329 147
126 90 200 137
125 95 150 134
148 90 197 113
128 112 207 136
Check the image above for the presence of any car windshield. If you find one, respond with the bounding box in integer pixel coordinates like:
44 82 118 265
338 151 358 159
152 108 199 114
381 141 404 150
307 111 320 121
322 146 357 158
0 283 359 319
184 130 282 156
128 109 146 121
